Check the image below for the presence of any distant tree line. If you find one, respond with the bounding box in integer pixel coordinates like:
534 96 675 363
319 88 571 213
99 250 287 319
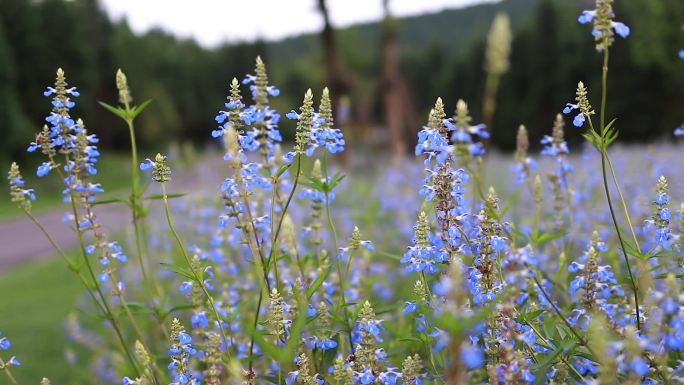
1 0 683 165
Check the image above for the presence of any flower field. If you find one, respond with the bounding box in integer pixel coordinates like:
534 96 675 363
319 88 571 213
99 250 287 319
3 1 684 384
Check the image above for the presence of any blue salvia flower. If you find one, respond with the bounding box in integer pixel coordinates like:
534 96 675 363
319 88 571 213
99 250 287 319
312 87 345 154
674 124 684 137
562 81 593 128
34 68 81 158
468 188 507 306
167 319 199 385
644 274 684 353
416 99 475 265
568 232 625 328
285 88 345 161
541 114 573 183
213 78 250 139
240 57 283 165
284 89 315 163
0 331 21 369
401 212 448 274
644 176 674 250
8 163 36 211
578 0 630 51
415 98 452 165
447 99 488 159
28 69 86 179
484 303 536 384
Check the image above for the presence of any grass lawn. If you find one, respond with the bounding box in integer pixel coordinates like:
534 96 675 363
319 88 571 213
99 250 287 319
0 257 82 384
1 153 133 220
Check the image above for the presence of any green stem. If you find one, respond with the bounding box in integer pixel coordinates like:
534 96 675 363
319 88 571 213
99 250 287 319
605 154 641 252
269 155 302 288
66 181 140 374
248 290 264 371
321 151 352 351
600 152 641 329
0 357 19 385
529 267 597 357
596 48 641 330
600 50 608 133
525 320 586 381
124 112 162 300
160 183 231 358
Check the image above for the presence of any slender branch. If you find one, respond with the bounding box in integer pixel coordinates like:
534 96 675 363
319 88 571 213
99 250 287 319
160 183 231 359
0 357 19 385
528 266 597 357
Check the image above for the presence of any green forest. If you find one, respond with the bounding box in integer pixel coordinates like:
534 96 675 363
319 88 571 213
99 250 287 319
1 0 683 165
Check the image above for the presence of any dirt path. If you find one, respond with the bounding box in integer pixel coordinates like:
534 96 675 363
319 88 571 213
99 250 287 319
0 158 225 271
0 205 130 270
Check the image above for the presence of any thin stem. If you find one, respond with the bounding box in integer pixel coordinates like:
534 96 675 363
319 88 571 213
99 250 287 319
525 320 586 381
269 155 302 286
0 358 19 385
600 50 609 134
126 118 150 285
248 290 264 370
528 267 597 357
600 152 641 329
596 48 641 330
605 154 641 252
65 179 140 374
160 183 231 358
321 152 353 352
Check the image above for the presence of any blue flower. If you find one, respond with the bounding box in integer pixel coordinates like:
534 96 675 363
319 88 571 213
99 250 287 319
178 332 192 345
461 343 484 369
578 10 596 24
562 103 586 128
6 356 20 366
630 357 649 376
611 22 630 38
402 301 418 314
36 162 52 177
139 159 153 171
285 371 298 385
674 125 684 137
0 336 10 350
358 369 375 385
191 312 208 329
318 338 337 350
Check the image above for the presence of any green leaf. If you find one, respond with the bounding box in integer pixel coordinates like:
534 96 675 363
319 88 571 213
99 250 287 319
144 193 186 201
531 231 564 246
98 101 128 120
130 99 153 119
116 302 154 318
306 266 331 298
91 196 129 206
160 304 197 320
326 172 346 192
274 163 292 179
160 262 196 281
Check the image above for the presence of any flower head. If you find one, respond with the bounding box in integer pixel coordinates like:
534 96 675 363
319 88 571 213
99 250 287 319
579 0 630 51
140 153 171 183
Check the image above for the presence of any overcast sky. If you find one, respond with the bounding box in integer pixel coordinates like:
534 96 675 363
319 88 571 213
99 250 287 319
101 0 495 47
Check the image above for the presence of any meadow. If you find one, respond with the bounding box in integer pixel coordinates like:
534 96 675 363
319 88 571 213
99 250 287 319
2 1 684 385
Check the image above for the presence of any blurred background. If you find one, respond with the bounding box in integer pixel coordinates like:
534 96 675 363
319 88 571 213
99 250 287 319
2 0 684 168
